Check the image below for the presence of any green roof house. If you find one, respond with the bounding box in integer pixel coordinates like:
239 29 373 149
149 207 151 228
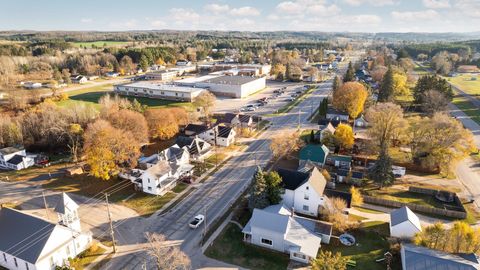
299 144 330 169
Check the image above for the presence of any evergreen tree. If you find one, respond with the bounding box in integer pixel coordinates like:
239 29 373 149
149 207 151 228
248 167 269 209
343 62 355 82
369 149 395 188
413 75 453 104
378 66 394 102
310 130 315 143
139 54 149 71
319 98 328 118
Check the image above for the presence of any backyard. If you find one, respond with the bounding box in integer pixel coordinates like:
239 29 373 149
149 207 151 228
205 224 290 270
42 174 188 216
322 222 400 270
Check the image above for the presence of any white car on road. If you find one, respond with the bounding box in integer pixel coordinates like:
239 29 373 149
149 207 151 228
189 214 205 229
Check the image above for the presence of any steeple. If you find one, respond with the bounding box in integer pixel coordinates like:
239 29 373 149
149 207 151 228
54 192 81 232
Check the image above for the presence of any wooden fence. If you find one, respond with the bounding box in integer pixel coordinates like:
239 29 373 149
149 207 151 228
364 186 467 219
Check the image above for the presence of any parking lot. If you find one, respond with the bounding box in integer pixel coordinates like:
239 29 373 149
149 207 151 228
213 80 318 116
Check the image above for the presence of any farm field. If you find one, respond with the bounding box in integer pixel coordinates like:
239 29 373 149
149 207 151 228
447 74 480 96
71 41 131 48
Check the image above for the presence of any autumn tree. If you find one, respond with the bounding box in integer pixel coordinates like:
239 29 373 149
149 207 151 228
83 119 140 180
332 75 341 94
350 186 363 206
409 113 476 176
311 251 348 270
334 124 354 150
145 109 180 140
333 82 368 119
365 102 407 151
322 197 354 232
106 109 148 144
271 63 286 80
119 55 135 75
414 221 480 254
193 91 216 124
370 65 388 82
378 66 394 102
145 233 191 270
0 116 23 148
392 71 410 97
270 132 305 160
422 90 449 115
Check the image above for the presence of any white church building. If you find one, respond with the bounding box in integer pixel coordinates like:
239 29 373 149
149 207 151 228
0 193 92 270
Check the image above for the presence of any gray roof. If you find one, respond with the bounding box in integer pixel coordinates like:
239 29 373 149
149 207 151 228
0 146 23 155
0 208 56 264
202 75 259 85
402 244 480 270
390 206 422 231
245 208 290 234
54 193 79 214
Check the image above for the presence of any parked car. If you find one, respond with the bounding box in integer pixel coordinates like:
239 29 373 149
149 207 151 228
180 176 193 184
246 107 256 111
287 97 295 102
296 90 303 94
291 94 298 98
189 215 205 229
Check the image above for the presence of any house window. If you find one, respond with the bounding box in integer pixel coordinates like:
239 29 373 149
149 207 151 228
293 252 306 260
261 238 273 246
148 178 150 183
3 253 6 262
304 194 309 200
14 258 18 267
25 262 29 270
303 205 309 211
148 187 152 191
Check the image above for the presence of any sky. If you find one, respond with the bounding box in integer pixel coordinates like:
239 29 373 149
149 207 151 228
1 0 479 33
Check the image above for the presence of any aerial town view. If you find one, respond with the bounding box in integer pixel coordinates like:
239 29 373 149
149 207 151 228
2 1 480 269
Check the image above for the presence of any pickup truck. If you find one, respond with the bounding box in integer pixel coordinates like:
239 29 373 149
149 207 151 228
189 214 205 229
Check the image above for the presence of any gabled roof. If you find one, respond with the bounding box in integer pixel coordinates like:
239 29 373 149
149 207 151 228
54 193 79 214
7 155 25 165
217 126 233 138
402 244 480 270
238 114 252 123
175 136 194 148
217 113 237 124
0 208 56 264
145 160 172 179
277 169 310 190
390 206 422 231
278 167 326 195
247 208 290 234
299 144 329 163
184 124 209 135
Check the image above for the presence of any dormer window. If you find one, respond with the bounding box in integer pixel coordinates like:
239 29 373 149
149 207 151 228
304 194 309 200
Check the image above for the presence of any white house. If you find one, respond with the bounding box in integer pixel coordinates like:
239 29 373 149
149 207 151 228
242 204 332 264
22 82 42 89
0 193 92 270
0 146 35 170
197 125 236 147
326 108 349 121
144 70 177 81
390 206 422 239
315 123 335 142
70 75 88 84
175 136 212 161
277 167 328 217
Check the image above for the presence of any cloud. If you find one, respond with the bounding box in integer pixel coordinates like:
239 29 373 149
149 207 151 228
454 0 480 18
149 20 166 28
80 18 92 23
230 6 260 16
204 4 230 14
169 8 200 20
344 0 397 6
422 0 450 8
391 9 439 21
108 19 137 30
276 1 304 15
275 0 339 16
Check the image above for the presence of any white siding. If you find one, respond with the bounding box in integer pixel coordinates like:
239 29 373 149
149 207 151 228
390 221 421 239
292 182 325 217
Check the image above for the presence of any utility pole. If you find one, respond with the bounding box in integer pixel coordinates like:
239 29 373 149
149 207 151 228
42 191 50 220
105 193 117 253
204 205 207 239
298 108 301 130
214 127 218 167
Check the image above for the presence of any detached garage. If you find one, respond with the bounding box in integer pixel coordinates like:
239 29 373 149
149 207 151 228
390 206 422 239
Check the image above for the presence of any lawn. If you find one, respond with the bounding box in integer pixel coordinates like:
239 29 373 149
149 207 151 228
448 74 480 96
69 244 107 270
452 96 480 125
205 224 290 270
72 41 131 48
364 188 456 209
0 162 70 182
322 223 399 270
354 206 385 214
42 174 187 216
56 83 193 110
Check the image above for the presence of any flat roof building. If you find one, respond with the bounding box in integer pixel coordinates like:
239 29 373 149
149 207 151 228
144 70 178 81
196 75 266 98
114 82 206 102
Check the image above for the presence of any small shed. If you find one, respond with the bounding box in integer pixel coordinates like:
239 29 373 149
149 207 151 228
390 206 422 238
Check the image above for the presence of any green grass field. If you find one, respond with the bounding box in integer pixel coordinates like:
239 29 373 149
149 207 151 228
56 83 193 110
448 74 480 96
452 96 480 125
72 41 130 48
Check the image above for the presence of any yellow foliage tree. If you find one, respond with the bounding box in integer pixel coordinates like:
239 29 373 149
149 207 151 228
393 72 410 97
350 186 363 206
145 109 180 140
332 82 368 119
334 123 354 150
